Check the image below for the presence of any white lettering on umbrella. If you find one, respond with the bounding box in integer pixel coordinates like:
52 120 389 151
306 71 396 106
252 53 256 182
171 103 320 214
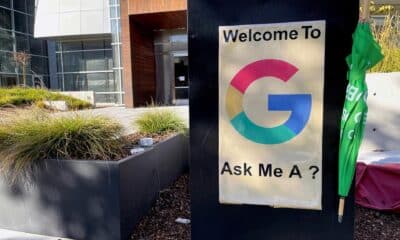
346 84 364 102
342 109 349 121
354 112 363 123
347 130 355 140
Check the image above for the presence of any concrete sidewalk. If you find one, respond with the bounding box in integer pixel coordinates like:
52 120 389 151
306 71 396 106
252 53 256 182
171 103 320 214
0 229 71 240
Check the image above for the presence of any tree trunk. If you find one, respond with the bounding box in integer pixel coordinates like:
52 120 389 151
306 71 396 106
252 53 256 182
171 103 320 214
22 64 26 87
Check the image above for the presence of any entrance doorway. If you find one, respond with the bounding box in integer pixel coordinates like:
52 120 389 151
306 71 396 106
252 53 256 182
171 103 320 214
173 54 188 105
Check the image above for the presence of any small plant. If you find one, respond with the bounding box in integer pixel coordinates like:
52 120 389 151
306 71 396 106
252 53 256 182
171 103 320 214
0 87 92 110
371 12 400 73
134 110 187 135
0 111 126 182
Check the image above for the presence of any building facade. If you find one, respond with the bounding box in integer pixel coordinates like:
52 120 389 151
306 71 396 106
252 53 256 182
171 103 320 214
34 0 124 104
0 0 49 87
4 0 394 107
32 0 189 106
120 0 188 107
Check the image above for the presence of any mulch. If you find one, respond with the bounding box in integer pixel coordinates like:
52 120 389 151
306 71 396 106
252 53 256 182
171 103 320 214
355 204 400 240
131 174 191 240
131 174 400 240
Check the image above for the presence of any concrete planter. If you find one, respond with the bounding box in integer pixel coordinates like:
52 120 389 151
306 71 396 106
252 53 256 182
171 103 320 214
0 134 188 240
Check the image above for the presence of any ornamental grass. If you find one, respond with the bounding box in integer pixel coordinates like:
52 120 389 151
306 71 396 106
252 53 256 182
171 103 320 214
0 110 126 182
134 110 187 135
0 87 92 110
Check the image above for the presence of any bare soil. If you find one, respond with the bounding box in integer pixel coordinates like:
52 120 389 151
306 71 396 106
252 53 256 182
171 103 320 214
132 174 400 240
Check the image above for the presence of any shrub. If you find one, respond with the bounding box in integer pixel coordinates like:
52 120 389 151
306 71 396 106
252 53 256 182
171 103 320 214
134 110 187 135
371 13 400 73
0 87 92 110
0 111 126 182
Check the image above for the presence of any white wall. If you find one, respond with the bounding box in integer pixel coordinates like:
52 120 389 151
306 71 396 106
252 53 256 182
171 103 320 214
361 72 400 152
34 0 111 38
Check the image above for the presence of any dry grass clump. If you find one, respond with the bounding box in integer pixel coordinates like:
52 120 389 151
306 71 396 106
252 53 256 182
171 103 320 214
0 110 126 182
134 110 187 135
371 13 400 72
0 87 92 110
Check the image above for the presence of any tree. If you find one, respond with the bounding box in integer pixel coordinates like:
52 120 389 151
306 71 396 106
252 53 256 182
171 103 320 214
13 51 31 87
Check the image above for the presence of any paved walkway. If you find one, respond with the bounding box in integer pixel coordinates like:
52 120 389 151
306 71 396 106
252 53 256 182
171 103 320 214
0 229 71 240
57 106 189 135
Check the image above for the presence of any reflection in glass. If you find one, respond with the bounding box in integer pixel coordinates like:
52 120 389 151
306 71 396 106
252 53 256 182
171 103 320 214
0 8 11 30
16 33 28 51
0 0 11 8
13 0 26 13
14 12 27 33
56 38 121 103
0 30 14 51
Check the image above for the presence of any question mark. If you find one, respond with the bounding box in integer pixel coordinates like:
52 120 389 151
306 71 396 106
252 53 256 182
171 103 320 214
309 166 319 179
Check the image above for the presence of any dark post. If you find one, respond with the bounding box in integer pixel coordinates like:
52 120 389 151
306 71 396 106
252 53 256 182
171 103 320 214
189 1 358 240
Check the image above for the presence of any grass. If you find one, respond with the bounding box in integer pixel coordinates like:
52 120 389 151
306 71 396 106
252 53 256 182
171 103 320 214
134 110 187 135
0 110 126 182
371 13 400 73
0 87 92 110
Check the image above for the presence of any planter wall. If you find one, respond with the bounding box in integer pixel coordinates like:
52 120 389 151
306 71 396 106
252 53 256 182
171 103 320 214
0 134 189 240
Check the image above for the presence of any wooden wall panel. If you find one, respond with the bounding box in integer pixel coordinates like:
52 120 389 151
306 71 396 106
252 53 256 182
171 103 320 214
128 0 187 15
121 0 134 107
131 22 156 107
130 11 187 29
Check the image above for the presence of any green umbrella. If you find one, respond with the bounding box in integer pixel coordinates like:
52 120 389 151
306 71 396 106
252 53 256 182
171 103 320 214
337 21 383 223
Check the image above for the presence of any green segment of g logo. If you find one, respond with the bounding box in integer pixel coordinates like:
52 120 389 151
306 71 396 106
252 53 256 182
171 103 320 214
225 59 312 144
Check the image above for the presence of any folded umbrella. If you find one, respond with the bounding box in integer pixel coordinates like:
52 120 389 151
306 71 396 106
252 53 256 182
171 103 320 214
337 19 384 223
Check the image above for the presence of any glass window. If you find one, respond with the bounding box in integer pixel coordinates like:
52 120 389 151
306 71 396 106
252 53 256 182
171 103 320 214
0 51 15 73
13 0 26 13
87 72 108 92
42 41 48 55
0 8 12 30
0 0 10 8
16 33 29 51
31 56 48 75
83 50 107 71
27 16 33 35
109 0 119 5
170 34 188 43
82 40 105 50
0 74 17 87
95 93 120 104
104 38 112 48
56 42 62 52
110 7 120 18
30 37 43 55
111 20 121 43
62 41 82 51
62 52 83 72
26 0 34 14
0 30 14 51
56 53 62 72
63 73 88 91
14 12 27 33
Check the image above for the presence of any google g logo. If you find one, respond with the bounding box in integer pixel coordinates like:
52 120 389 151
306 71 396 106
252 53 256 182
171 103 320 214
225 59 312 144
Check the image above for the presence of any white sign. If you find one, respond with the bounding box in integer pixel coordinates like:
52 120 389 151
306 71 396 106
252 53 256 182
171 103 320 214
219 20 326 210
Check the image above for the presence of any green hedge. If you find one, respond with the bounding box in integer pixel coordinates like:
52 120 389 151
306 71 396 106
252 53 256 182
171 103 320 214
0 87 92 110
